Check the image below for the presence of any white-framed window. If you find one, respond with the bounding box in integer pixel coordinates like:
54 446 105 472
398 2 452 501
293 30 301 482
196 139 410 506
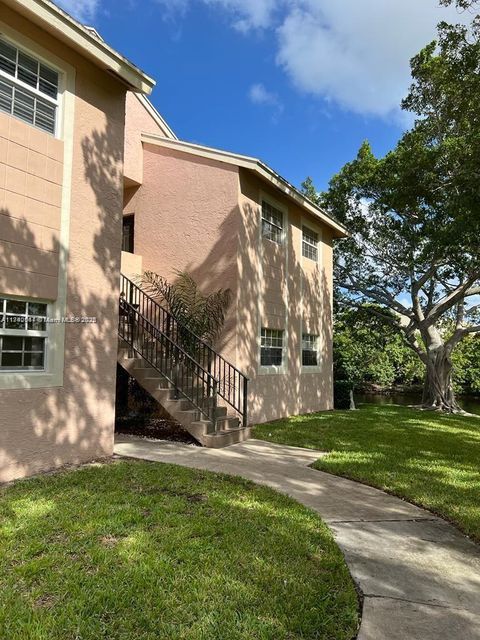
302 333 319 367
0 36 59 135
260 328 284 367
262 200 284 244
0 297 48 370
302 226 318 262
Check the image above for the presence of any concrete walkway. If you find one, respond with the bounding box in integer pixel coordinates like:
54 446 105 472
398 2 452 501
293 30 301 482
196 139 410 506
114 435 480 640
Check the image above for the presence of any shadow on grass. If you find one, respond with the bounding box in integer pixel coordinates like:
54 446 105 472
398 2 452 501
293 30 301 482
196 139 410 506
0 460 358 640
253 405 480 542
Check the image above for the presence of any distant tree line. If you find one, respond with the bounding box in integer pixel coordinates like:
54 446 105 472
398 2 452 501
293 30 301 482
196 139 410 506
334 305 480 396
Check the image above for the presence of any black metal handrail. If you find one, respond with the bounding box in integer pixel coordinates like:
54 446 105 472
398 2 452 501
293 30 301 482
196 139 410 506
119 274 249 427
119 297 218 425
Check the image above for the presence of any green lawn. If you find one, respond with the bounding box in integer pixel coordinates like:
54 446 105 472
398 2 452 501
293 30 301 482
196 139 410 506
253 404 480 542
0 460 358 640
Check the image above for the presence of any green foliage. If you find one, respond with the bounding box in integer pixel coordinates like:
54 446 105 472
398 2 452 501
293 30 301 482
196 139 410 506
440 0 479 9
311 14 480 409
301 176 319 203
333 380 354 409
141 270 232 346
334 305 478 393
452 334 480 393
253 405 480 541
334 306 424 388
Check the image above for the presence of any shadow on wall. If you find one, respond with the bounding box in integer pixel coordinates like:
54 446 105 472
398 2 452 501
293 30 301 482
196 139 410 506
0 119 124 482
181 194 333 424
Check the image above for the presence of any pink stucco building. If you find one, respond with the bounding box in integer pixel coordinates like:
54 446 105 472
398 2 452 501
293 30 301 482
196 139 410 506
1 0 346 481
121 97 347 435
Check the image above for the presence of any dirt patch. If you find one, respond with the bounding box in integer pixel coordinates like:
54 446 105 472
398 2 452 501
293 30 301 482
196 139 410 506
115 415 200 445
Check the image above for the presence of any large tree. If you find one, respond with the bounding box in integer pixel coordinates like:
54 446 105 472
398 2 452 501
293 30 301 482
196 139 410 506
314 17 480 412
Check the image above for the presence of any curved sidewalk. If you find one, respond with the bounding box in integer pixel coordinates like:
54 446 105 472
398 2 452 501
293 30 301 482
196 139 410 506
114 436 480 640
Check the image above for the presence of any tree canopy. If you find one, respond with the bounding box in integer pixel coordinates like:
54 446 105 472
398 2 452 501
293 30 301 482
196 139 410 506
311 15 480 411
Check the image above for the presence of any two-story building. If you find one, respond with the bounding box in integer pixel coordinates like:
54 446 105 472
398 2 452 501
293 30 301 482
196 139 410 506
121 100 347 428
1 0 347 480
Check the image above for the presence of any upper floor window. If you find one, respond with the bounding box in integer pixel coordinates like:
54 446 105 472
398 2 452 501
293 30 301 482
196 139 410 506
262 200 283 244
0 37 59 135
0 297 48 370
302 226 318 262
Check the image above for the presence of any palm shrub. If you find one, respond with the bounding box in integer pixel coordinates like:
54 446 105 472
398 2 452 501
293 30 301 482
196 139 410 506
140 270 232 348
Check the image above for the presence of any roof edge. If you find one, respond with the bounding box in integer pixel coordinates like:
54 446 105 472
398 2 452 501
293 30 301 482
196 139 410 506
141 134 348 237
5 0 155 93
136 95 178 140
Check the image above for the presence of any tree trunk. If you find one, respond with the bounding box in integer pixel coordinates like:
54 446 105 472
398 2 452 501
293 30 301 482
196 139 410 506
421 346 461 412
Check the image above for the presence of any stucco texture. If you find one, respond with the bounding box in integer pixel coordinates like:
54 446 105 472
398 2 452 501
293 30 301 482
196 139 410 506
238 169 334 424
124 140 334 425
123 93 173 187
124 144 241 365
0 6 126 482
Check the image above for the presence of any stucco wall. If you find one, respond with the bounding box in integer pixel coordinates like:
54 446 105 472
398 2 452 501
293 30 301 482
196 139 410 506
0 111 62 299
125 143 241 363
123 93 173 187
126 140 334 425
237 169 334 424
0 7 126 482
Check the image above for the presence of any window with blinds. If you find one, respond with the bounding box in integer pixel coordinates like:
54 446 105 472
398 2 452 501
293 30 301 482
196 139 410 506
0 37 59 135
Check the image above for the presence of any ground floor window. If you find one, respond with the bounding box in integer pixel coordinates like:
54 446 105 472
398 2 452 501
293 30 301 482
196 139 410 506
260 328 284 367
302 333 319 367
0 298 47 370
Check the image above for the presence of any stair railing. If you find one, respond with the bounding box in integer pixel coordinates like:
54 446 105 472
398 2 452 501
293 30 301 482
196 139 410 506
119 274 249 428
119 293 219 426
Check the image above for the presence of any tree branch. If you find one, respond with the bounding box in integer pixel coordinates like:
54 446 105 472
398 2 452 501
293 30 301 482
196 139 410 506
343 276 414 320
427 277 478 325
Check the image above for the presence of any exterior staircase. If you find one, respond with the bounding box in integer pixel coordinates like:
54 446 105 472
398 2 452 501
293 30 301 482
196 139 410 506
117 274 251 448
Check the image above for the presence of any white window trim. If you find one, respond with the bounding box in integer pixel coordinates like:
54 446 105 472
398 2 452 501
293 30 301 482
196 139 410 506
258 327 287 375
0 32 65 138
300 216 323 373
302 225 319 263
301 332 321 373
260 194 287 246
257 191 289 376
0 21 76 390
0 295 49 373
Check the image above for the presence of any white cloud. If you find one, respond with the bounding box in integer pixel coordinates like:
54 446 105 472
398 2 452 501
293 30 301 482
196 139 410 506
63 0 474 120
153 0 277 28
203 0 278 31
275 0 472 120
249 82 284 121
56 0 100 22
153 0 473 120
249 83 278 105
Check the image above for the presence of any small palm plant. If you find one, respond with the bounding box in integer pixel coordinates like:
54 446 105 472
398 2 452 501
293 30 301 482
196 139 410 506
140 270 232 346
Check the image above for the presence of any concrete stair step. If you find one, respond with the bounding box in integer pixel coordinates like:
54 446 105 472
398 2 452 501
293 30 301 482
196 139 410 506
117 338 250 449
215 415 241 431
201 426 251 448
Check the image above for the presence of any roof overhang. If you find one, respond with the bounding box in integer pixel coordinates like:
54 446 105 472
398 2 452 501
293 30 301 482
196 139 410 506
141 134 348 238
3 0 155 94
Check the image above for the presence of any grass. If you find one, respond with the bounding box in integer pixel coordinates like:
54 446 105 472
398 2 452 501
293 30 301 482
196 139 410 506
253 404 480 542
0 460 358 640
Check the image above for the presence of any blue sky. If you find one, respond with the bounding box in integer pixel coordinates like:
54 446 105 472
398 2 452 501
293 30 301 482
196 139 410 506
59 0 471 191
